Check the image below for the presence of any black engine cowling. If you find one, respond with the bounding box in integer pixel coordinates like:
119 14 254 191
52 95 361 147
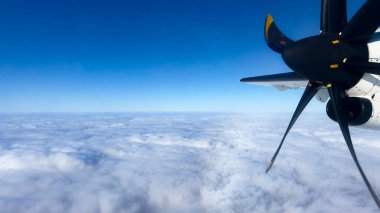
326 97 373 126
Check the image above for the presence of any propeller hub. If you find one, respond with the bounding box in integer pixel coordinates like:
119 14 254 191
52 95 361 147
282 34 364 88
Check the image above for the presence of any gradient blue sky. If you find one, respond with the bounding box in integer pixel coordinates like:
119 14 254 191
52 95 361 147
0 0 366 112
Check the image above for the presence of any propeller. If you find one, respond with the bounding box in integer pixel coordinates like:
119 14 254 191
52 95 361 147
320 0 347 34
341 0 380 43
265 15 294 53
343 58 380 75
262 0 380 208
265 82 321 173
327 83 380 208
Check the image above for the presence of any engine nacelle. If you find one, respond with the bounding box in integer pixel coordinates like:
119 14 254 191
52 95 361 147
326 97 372 126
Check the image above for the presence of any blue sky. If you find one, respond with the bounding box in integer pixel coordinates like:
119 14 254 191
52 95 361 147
0 0 366 112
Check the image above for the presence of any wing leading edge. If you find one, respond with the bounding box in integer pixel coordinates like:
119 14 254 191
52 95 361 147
240 72 308 91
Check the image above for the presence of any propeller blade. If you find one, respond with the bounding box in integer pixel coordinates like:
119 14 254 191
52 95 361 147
320 0 347 34
266 82 320 172
327 83 380 209
343 58 380 75
341 0 380 43
264 14 294 54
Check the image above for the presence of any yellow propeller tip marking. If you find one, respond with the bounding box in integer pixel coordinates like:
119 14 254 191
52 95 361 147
343 58 348 63
330 64 339 69
265 14 274 41
332 40 340 44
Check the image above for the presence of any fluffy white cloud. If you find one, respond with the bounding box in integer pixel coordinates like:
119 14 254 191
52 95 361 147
0 113 379 212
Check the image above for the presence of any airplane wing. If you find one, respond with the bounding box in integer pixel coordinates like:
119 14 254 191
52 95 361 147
240 72 308 91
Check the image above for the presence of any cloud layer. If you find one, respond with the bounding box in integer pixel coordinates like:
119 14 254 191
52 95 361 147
0 113 379 212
